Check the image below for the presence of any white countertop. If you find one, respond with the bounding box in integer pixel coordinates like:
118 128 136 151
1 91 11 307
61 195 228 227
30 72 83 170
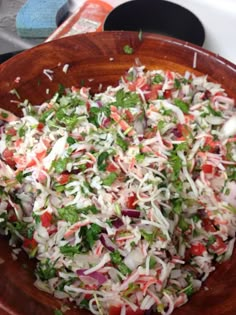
167 0 236 64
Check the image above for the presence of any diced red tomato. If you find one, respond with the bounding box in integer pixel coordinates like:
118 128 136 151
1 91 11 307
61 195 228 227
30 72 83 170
2 148 16 168
128 77 148 92
205 137 220 153
144 127 157 139
109 305 144 315
37 170 47 183
13 155 26 168
86 101 91 112
37 122 44 131
176 123 191 138
57 173 70 185
40 211 53 228
127 193 137 209
36 150 47 161
209 236 227 255
26 159 37 168
86 162 93 169
15 139 23 147
106 162 118 172
125 110 134 123
190 242 206 256
145 84 162 101
202 164 214 174
166 70 174 80
5 127 16 136
23 238 37 250
184 114 195 123
8 214 17 222
202 218 216 232
164 89 172 99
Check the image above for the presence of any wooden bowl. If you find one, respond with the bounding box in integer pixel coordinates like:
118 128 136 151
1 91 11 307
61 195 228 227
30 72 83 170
0 31 236 315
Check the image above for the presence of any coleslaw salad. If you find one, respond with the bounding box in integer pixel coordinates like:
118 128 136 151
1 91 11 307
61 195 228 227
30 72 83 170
0 62 236 315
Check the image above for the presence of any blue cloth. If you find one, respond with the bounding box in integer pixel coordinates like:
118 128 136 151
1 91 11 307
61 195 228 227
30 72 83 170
16 0 66 38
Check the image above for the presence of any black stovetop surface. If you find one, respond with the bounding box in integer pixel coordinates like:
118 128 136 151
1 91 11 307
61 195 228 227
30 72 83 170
0 50 23 64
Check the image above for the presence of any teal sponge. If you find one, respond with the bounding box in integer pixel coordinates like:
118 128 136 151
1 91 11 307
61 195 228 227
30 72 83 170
16 0 66 38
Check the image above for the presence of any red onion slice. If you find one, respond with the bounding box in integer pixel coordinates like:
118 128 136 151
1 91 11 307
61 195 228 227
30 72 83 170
121 209 141 218
76 269 107 286
100 233 117 252
112 216 124 228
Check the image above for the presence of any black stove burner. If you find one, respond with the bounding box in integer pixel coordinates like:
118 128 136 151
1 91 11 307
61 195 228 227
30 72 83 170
0 50 23 64
104 0 205 47
56 2 70 26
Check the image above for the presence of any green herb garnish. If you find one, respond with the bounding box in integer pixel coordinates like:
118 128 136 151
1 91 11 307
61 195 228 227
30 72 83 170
102 172 118 186
35 258 57 281
123 44 134 54
174 98 189 114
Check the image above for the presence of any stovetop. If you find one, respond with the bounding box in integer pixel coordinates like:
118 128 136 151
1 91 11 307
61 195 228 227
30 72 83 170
64 0 236 64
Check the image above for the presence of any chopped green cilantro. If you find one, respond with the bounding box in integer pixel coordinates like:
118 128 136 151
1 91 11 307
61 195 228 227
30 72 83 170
206 104 222 117
192 214 200 223
79 224 102 252
79 299 90 309
58 83 65 95
110 250 131 275
123 44 134 54
135 153 145 163
140 229 155 243
153 74 164 83
52 157 69 173
169 152 182 180
39 109 54 123
172 198 183 215
32 213 41 224
0 111 8 118
97 151 109 171
157 120 165 131
102 172 118 186
116 135 128 151
54 309 64 315
88 106 110 127
174 78 181 89
18 125 26 137
35 258 56 281
114 89 140 108
180 282 194 297
149 256 157 268
174 98 189 114
58 205 79 224
60 244 81 257
16 171 31 183
207 235 216 246
178 216 189 231
67 136 76 144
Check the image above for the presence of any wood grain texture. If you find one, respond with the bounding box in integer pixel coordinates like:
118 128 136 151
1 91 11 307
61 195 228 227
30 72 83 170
0 31 236 315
